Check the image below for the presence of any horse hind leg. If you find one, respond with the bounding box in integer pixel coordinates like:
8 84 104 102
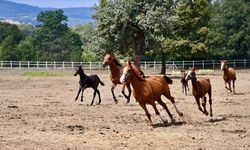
121 83 131 104
157 99 175 123
139 103 153 126
96 89 101 105
232 80 236 94
164 93 183 116
228 81 232 93
90 90 97 105
150 101 168 124
208 89 213 117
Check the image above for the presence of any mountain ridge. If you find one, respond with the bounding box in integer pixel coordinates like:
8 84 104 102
0 0 95 26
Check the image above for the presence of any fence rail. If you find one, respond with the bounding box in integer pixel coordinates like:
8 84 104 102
0 59 249 72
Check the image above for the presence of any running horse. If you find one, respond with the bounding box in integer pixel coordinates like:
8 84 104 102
185 67 213 117
221 60 236 94
74 65 105 105
120 61 183 126
102 53 132 104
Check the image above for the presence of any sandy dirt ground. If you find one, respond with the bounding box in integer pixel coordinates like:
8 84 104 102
0 69 249 150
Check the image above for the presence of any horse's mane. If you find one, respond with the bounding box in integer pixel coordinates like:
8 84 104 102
113 58 122 67
130 65 146 82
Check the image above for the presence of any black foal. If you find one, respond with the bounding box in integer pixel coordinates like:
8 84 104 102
74 65 105 105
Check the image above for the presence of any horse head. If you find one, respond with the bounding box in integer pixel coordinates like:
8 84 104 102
185 67 196 81
120 61 144 83
102 53 114 68
74 65 83 76
220 60 228 70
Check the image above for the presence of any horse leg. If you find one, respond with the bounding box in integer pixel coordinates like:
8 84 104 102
80 89 84 102
228 81 232 93
202 96 209 116
75 86 82 101
195 97 204 114
111 84 118 103
150 101 168 124
121 83 130 104
232 80 236 94
224 81 229 90
164 94 183 116
184 85 187 96
96 89 101 105
208 89 213 117
157 99 175 123
139 103 153 126
90 90 97 105
125 83 132 104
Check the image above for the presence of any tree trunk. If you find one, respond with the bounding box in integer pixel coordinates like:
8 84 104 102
160 48 166 75
132 29 145 70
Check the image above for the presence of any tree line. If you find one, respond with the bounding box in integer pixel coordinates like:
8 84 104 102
0 0 249 69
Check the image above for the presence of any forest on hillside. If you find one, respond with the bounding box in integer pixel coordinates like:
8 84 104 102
0 0 249 63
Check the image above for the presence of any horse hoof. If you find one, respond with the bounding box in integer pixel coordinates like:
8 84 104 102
210 113 213 117
179 112 184 116
171 118 175 123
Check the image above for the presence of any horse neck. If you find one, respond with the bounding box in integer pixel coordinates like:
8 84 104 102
222 67 230 75
79 71 86 81
191 76 199 90
109 61 122 77
129 73 144 93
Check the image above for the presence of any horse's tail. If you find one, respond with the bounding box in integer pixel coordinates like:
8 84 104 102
99 80 105 86
163 75 173 84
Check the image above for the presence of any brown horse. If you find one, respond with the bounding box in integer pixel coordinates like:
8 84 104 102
74 65 105 105
185 67 213 117
180 69 189 95
102 53 132 104
221 60 236 94
120 61 183 126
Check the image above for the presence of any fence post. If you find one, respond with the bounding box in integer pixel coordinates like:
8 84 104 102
54 61 56 69
234 59 236 68
99 62 101 70
1 61 3 68
63 62 65 70
213 60 215 70
144 61 146 70
10 61 12 68
37 61 39 69
202 60 204 69
154 61 156 73
90 62 92 70
19 61 21 69
192 60 194 67
244 59 246 68
28 61 30 69
182 61 184 69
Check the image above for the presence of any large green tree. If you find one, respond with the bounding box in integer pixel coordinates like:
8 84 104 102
166 0 211 61
94 0 174 68
34 9 82 61
208 0 250 59
0 22 24 60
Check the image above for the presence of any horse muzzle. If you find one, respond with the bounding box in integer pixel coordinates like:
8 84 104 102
102 63 107 68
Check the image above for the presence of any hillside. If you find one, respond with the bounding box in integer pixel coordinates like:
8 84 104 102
0 0 95 26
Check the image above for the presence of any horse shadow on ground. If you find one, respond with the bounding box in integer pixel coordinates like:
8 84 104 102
152 121 187 128
207 116 227 123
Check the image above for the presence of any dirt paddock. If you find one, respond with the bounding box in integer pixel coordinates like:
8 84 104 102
0 69 249 150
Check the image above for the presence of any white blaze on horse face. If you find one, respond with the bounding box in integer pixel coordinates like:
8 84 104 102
221 62 225 70
120 66 128 83
185 70 192 80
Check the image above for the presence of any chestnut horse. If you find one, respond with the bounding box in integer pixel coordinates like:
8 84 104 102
185 67 213 117
221 60 236 94
102 53 132 104
120 61 183 126
180 69 189 95
74 65 105 105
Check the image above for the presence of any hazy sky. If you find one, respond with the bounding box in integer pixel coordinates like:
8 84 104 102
7 0 99 8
